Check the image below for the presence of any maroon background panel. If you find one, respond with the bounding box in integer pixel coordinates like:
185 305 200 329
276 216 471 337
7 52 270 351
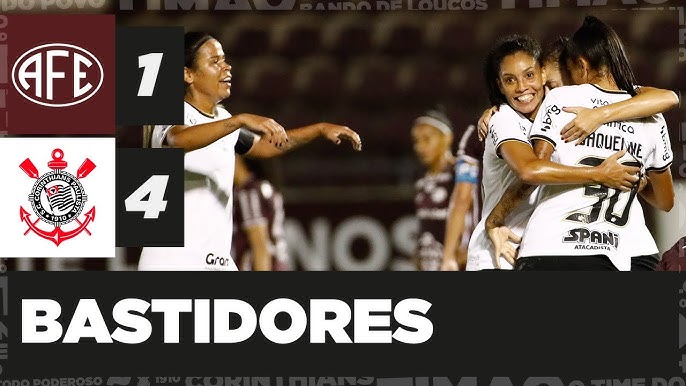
5 14 114 135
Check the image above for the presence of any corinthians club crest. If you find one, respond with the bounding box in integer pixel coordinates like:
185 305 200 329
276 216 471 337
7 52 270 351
19 148 96 246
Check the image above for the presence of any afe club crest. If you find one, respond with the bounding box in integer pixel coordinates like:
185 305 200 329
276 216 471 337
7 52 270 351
19 148 96 246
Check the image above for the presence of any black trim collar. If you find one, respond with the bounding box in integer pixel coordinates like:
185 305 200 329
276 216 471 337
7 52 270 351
185 101 216 118
591 84 628 95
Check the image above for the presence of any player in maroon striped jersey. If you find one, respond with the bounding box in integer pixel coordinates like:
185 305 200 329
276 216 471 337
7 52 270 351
412 107 480 271
232 156 292 271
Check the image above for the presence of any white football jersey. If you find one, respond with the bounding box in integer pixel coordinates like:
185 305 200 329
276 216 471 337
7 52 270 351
519 84 673 271
466 104 539 270
138 102 241 271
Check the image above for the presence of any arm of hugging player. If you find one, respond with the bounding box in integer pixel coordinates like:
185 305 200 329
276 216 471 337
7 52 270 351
485 180 531 269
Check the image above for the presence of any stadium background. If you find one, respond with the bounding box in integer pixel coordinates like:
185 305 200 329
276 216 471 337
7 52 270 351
7 0 685 270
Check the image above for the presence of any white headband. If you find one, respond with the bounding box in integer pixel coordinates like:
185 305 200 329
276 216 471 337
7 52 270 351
414 116 452 136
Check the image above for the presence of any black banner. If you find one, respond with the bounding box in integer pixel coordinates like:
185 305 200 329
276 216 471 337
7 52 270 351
1 272 684 378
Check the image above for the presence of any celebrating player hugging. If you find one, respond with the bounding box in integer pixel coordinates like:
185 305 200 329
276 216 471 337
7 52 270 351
467 16 677 271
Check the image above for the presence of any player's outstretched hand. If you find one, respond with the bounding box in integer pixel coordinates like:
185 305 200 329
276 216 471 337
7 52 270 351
237 113 289 148
597 150 640 191
486 226 521 269
320 123 362 151
560 106 604 145
477 106 499 141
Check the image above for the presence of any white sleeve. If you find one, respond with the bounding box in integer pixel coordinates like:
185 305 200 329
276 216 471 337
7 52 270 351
645 115 673 172
488 108 531 159
529 92 563 148
151 125 173 148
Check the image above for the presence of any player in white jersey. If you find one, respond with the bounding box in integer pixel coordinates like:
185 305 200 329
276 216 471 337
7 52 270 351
466 34 678 270
467 103 540 271
467 35 640 271
515 17 674 271
138 32 361 271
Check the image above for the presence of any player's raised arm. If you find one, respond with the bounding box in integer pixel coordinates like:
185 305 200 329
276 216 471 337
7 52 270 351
164 113 288 153
501 92 638 189
476 105 499 141
560 86 679 145
244 122 362 159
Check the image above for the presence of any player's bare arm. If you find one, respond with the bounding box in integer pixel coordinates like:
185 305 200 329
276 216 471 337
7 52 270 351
485 138 553 232
484 179 531 268
441 181 474 271
236 113 289 148
500 140 638 189
484 139 553 268
165 113 288 152
485 180 535 232
246 122 362 159
560 86 679 144
639 168 675 212
477 106 499 141
244 223 273 271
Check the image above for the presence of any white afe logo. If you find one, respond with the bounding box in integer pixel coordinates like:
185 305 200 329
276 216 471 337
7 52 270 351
12 43 104 107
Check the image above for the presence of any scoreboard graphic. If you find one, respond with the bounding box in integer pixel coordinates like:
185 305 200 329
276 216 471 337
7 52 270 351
0 15 186 257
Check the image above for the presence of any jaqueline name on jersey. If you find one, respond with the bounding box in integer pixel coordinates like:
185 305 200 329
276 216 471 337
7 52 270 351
579 130 644 159
21 298 433 344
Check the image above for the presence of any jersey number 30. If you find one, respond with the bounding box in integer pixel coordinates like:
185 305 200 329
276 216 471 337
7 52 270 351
565 156 639 227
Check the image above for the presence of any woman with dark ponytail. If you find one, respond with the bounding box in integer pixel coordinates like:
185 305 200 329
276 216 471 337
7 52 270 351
511 16 675 271
562 16 637 95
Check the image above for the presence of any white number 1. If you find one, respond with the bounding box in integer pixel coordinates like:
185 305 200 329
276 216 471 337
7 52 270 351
137 53 164 97
125 175 169 219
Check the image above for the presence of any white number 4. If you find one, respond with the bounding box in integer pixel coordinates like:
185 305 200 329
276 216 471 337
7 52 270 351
125 175 169 219
137 53 164 97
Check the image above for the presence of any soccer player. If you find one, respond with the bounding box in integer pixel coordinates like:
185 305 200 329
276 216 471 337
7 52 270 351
441 124 482 271
232 155 292 271
412 107 480 271
468 35 636 270
495 17 675 271
138 32 361 271
476 37 675 144
468 31 678 269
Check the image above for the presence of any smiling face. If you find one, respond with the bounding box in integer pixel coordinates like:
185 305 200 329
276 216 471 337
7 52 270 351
184 39 233 105
497 51 546 119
